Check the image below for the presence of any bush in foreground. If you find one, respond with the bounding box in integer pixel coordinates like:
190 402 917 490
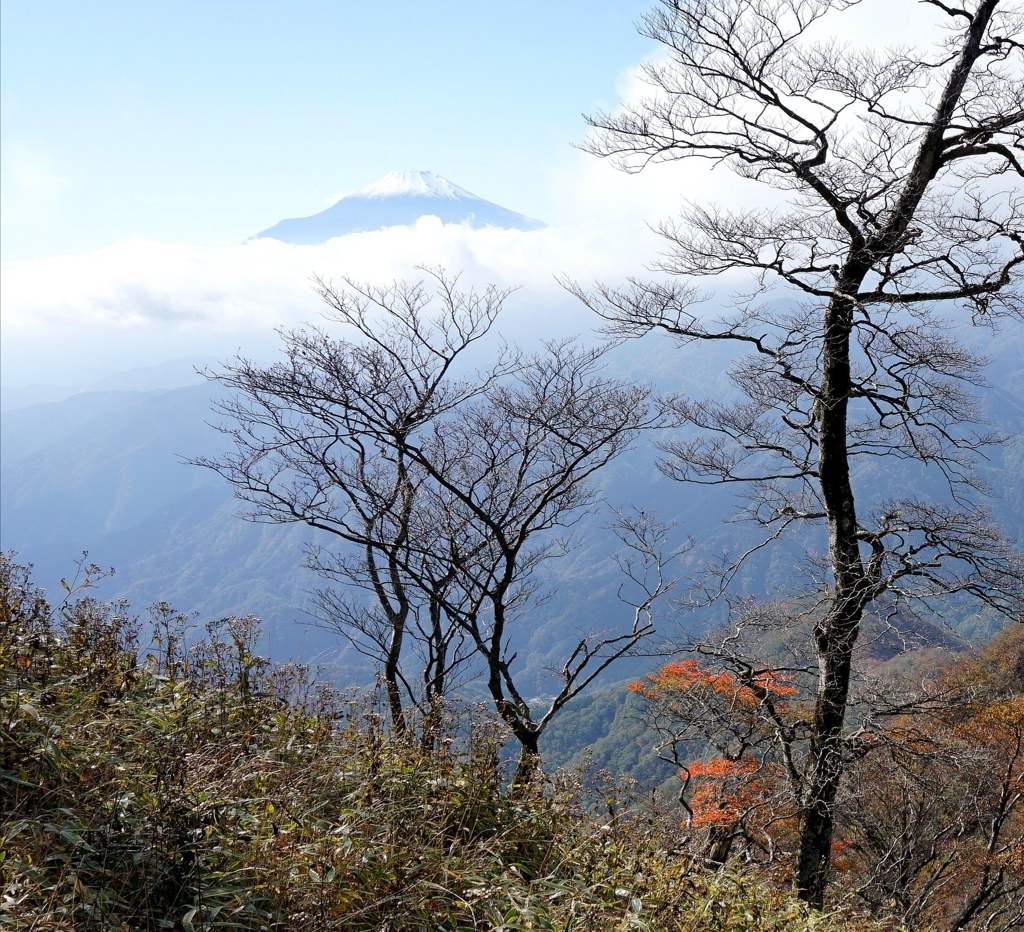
2 555 887 930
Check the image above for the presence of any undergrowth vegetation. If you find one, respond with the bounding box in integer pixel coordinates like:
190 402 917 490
1 554 888 930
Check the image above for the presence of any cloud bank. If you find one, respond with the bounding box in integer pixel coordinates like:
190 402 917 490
0 220 640 384
1 152 724 387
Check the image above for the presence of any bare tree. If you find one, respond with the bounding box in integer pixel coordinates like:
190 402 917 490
571 0 1024 906
839 711 1024 932
200 271 671 766
197 270 517 733
831 625 1024 931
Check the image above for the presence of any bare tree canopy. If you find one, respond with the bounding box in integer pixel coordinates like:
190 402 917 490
196 271 516 734
571 0 1023 908
198 269 671 771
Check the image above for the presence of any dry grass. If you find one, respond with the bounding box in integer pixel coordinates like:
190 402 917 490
1 555 888 931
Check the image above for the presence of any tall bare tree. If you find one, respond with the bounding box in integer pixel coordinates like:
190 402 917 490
571 0 1023 906
200 271 669 767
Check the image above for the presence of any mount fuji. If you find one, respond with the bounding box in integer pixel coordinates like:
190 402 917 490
255 170 546 244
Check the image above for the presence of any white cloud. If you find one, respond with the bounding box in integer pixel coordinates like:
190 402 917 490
0 181 678 387
0 125 821 390
2 219 636 328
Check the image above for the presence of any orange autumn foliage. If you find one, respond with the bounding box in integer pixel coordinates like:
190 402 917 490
629 659 797 705
628 631 1023 926
688 758 761 780
630 658 800 850
685 758 789 830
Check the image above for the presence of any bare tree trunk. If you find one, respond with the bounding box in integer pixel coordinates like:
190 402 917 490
796 277 871 906
511 733 540 793
420 595 447 751
383 622 407 735
795 624 857 906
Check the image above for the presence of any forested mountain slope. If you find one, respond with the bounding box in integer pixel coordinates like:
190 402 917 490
3 321 1021 686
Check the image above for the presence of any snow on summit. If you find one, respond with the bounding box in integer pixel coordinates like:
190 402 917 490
256 171 545 245
357 170 474 200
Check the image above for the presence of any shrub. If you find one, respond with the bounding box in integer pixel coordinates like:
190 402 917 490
1 554 887 930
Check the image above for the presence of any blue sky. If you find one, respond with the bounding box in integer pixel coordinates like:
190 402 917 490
0 0 949 391
2 0 654 259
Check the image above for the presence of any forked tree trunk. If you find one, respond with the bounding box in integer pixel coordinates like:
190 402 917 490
420 597 447 751
792 0 1001 893
578 0 1012 911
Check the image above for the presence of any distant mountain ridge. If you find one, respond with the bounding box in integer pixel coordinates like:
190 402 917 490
256 170 546 244
4 324 1020 674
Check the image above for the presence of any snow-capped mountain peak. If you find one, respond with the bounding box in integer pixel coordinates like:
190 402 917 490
355 170 474 200
255 170 545 244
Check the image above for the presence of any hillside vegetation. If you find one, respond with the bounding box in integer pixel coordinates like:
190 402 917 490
2 554 892 931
